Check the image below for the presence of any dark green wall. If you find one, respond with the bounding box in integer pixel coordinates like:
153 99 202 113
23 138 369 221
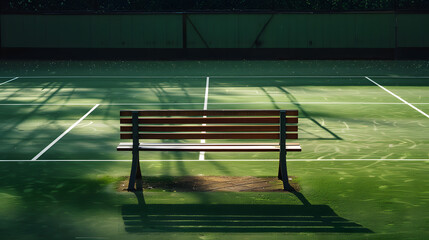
186 14 395 48
397 14 429 47
1 15 182 48
1 13 428 49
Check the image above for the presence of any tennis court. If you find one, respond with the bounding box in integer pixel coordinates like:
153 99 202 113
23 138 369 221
0 60 428 239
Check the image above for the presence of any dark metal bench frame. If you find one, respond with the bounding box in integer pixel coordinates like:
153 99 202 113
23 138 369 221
117 110 301 191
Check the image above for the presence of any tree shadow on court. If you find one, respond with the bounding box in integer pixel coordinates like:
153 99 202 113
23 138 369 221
0 82 96 159
0 162 127 238
122 191 372 233
275 86 343 140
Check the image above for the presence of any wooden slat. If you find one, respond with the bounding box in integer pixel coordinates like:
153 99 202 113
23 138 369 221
120 125 298 132
117 142 302 152
120 110 298 117
120 133 298 140
120 117 298 124
119 142 301 146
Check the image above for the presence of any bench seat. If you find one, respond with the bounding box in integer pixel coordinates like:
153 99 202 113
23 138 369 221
117 142 301 152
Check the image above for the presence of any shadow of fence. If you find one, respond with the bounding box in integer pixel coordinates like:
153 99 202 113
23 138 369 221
122 192 372 233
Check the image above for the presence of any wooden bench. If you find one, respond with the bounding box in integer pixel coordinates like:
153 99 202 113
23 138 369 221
117 110 301 191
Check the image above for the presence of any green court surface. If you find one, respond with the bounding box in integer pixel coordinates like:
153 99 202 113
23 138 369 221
0 60 428 239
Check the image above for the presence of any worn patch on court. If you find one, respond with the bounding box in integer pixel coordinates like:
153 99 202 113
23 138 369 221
117 176 300 192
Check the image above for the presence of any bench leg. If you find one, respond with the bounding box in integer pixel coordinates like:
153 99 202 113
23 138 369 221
128 110 143 191
128 150 143 191
135 160 143 190
278 152 295 191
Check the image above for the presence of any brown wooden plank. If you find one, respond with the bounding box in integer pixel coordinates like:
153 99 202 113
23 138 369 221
120 117 298 124
118 147 301 152
123 146 280 152
120 125 298 132
117 143 301 152
120 133 298 140
120 109 298 117
118 142 300 146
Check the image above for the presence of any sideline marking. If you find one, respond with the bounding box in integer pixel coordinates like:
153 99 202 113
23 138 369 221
1 159 428 162
365 76 429 119
31 104 100 161
0 77 19 86
199 76 210 161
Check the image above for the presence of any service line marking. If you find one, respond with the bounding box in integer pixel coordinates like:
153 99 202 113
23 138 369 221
31 104 100 161
365 76 429 119
0 77 19 86
1 159 429 162
199 76 210 161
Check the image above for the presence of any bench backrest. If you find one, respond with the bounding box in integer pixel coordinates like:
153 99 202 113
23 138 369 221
119 110 298 141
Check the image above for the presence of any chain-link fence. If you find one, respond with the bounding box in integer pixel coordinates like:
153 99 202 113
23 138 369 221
1 0 428 13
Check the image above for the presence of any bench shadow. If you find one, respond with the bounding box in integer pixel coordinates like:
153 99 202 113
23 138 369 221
122 191 372 233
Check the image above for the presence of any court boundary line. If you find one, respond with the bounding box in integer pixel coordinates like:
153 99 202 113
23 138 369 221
0 77 19 86
31 104 100 161
212 76 429 79
1 102 428 106
199 76 210 161
365 76 429 119
1 159 428 162
2 75 429 79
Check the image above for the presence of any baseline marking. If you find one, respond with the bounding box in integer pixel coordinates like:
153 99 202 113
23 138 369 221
31 104 100 161
1 159 428 162
0 77 19 86
17 75 205 79
365 76 429 119
0 102 428 106
199 76 210 161
8 75 429 79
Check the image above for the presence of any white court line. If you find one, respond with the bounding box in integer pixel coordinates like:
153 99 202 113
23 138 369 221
204 77 210 109
199 76 210 161
1 159 428 162
0 103 204 106
31 104 100 161
18 75 204 79
9 75 429 79
214 75 429 79
0 77 19 86
1 102 427 106
365 76 429 119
